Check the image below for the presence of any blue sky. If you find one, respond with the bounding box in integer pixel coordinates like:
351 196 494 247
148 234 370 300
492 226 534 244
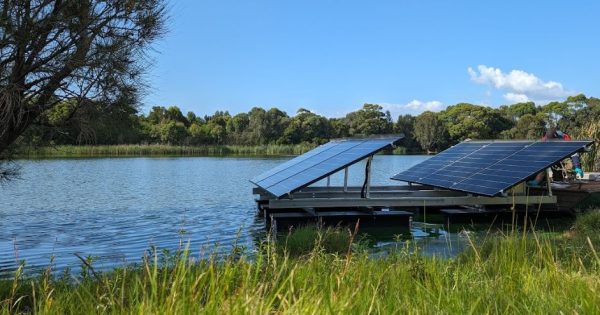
144 0 600 118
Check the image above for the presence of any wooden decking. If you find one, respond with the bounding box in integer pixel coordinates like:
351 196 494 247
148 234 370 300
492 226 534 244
529 180 600 211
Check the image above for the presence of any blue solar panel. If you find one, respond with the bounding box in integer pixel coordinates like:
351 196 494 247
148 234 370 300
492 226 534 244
391 140 593 196
251 141 338 183
252 136 403 198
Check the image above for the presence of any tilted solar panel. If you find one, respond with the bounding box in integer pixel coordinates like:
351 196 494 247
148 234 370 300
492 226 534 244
252 135 403 198
391 140 593 196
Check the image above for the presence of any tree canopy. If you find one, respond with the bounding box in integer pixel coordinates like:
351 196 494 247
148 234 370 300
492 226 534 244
15 95 600 156
0 0 167 177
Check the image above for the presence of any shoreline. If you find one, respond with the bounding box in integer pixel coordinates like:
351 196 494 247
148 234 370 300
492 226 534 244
2 212 600 313
13 144 422 159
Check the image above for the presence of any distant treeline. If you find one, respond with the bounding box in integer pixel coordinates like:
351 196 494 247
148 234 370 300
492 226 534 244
18 94 600 153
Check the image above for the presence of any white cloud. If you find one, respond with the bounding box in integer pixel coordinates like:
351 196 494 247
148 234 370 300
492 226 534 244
467 65 574 104
404 100 443 111
503 92 529 103
380 100 443 118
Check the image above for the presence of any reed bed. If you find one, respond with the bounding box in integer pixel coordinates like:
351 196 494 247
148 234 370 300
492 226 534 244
15 144 316 158
572 120 600 172
2 212 600 314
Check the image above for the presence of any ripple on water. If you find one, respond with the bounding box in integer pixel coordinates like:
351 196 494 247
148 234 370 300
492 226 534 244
1 155 429 274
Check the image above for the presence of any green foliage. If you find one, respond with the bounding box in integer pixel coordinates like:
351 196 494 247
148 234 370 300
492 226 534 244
414 111 447 152
438 103 512 143
500 113 546 140
4 217 600 314
158 121 187 145
0 0 167 157
17 95 600 158
282 109 330 144
574 210 600 235
395 114 420 152
499 101 538 121
344 104 393 136
570 120 600 172
278 225 352 257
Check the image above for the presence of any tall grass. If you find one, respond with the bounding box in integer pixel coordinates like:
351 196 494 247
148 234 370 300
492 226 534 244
277 224 356 257
15 144 316 158
2 213 600 314
572 120 600 172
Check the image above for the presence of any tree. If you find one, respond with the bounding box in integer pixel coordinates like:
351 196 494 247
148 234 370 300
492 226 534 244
395 114 418 152
158 121 186 144
540 100 581 123
438 103 512 143
500 114 545 139
226 112 250 144
329 117 349 138
282 109 330 144
345 104 392 136
499 102 537 121
245 107 289 145
246 107 267 144
0 0 166 176
188 122 209 145
165 106 188 126
265 108 289 144
559 94 600 135
414 111 447 152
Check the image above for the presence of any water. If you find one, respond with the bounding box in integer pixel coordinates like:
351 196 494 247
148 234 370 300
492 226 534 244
0 154 466 274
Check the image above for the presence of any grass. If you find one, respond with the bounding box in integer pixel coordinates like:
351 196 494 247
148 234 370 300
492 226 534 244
14 144 317 158
2 211 600 314
572 120 600 172
277 224 356 257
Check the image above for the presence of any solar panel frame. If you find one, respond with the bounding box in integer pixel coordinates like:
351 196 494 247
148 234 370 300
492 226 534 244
252 135 403 198
391 140 593 197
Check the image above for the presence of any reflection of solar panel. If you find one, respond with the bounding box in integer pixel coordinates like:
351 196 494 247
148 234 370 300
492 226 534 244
252 136 403 198
391 140 593 196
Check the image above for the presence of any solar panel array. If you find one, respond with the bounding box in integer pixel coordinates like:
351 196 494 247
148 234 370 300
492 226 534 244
391 140 592 196
252 136 403 198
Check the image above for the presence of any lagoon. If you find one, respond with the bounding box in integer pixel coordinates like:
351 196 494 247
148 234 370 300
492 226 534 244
0 155 449 274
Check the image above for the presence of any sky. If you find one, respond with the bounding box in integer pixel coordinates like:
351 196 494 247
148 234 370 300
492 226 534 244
143 0 600 119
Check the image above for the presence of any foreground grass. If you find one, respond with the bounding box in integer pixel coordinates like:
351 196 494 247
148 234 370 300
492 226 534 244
2 214 600 314
15 144 317 158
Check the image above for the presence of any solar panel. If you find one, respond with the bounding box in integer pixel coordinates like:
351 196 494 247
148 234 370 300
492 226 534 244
391 140 593 196
252 135 403 198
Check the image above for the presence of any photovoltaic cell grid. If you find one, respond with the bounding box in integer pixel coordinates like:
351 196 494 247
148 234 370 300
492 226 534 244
391 140 592 196
252 136 403 198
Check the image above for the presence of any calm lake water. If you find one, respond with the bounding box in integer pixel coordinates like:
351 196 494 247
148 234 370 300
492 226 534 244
0 154 473 275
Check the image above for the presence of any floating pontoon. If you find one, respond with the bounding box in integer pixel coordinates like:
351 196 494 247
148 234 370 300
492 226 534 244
251 136 594 230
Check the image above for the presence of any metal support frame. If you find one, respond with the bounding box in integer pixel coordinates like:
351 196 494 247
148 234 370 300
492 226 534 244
268 195 557 209
365 155 373 198
545 167 553 196
253 185 422 195
256 189 468 201
343 167 349 192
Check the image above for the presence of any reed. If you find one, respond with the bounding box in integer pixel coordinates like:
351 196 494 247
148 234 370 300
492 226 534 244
277 224 355 257
15 144 316 158
2 214 600 314
572 120 600 172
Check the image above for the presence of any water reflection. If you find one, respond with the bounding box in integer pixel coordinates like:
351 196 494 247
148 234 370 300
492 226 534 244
0 154 567 275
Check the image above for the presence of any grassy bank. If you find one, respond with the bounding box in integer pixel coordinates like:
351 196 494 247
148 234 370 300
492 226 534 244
2 212 600 314
15 144 317 158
